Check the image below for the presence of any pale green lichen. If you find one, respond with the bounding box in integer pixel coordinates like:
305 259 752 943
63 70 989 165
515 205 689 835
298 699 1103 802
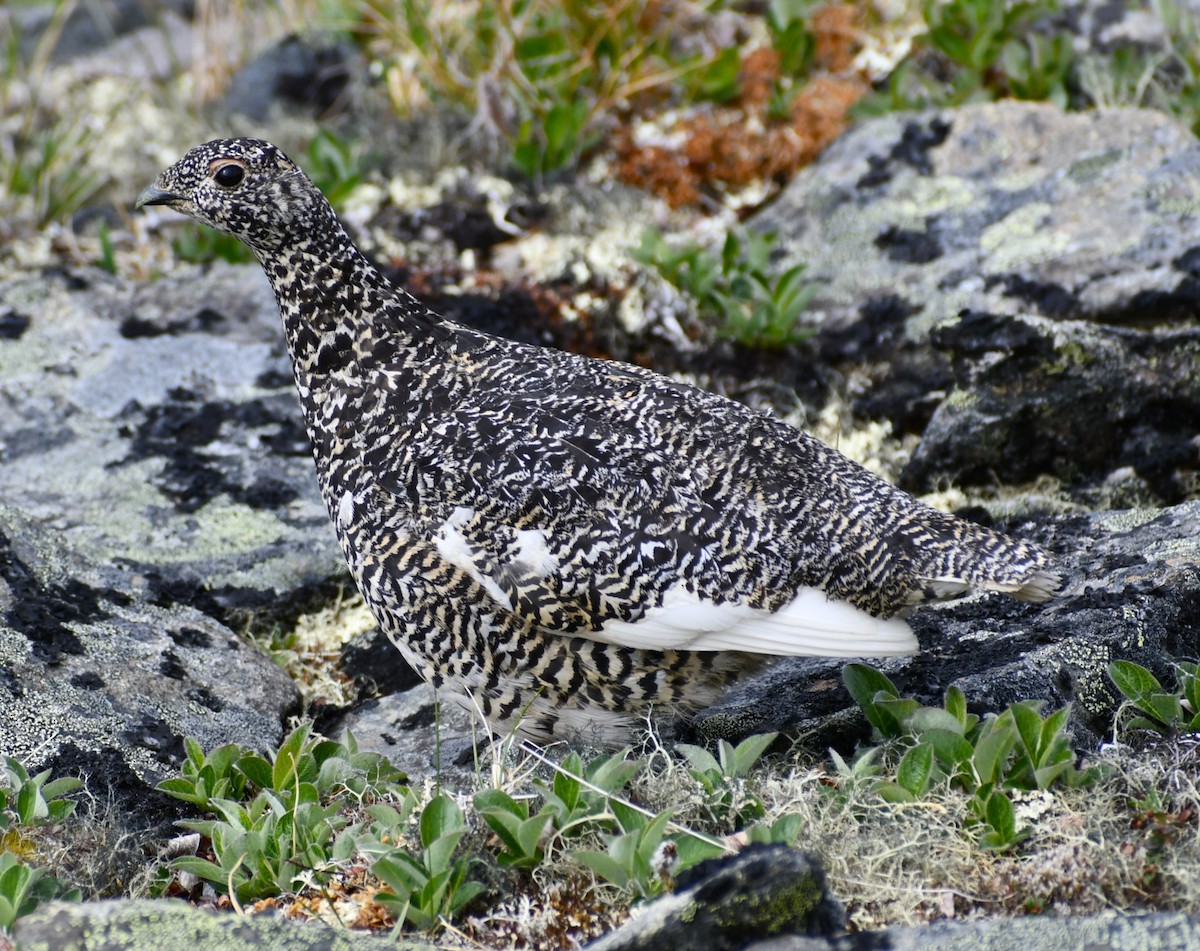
980 202 1070 272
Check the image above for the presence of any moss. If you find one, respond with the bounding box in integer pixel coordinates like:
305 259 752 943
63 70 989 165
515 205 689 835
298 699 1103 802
942 387 979 411
704 871 825 933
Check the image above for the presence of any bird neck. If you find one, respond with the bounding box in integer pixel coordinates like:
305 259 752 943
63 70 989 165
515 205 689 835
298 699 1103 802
258 225 405 379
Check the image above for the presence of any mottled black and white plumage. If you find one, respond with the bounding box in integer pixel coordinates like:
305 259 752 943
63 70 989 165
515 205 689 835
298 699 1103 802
138 138 1059 744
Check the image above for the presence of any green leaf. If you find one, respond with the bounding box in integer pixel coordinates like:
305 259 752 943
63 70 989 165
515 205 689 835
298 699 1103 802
610 800 646 834
924 728 975 773
1149 694 1183 726
944 685 969 726
972 721 1017 785
747 812 803 846
675 744 720 775
896 742 935 797
728 732 778 776
672 833 725 872
572 849 631 888
420 795 463 848
909 707 965 736
1011 701 1045 761
236 753 273 792
1038 706 1071 762
980 789 1026 851
843 664 901 735
875 780 917 803
171 855 242 888
1109 660 1163 704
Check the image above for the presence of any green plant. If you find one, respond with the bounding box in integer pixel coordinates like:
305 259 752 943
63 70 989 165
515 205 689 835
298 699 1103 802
1002 31 1073 106
633 227 817 348
96 219 117 275
158 739 252 811
159 726 406 813
842 664 1099 851
0 852 80 933
533 750 643 838
352 0 752 178
1109 660 1200 737
305 129 366 209
369 794 485 930
766 0 816 78
924 0 1051 77
474 789 553 869
675 732 777 830
475 749 643 868
0 4 112 229
684 47 742 104
172 790 350 901
570 802 681 900
158 727 408 902
512 99 599 179
1 758 82 830
857 0 1070 113
745 811 804 846
0 758 83 932
171 225 256 265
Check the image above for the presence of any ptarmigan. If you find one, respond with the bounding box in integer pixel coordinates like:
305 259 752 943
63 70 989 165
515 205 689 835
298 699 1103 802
138 138 1059 744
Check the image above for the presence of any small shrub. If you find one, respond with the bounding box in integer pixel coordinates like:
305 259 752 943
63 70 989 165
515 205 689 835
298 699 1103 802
633 227 817 348
1 758 82 830
842 663 1099 851
0 852 80 933
369 794 486 930
1109 660 1200 737
675 732 778 831
158 726 408 901
0 759 83 932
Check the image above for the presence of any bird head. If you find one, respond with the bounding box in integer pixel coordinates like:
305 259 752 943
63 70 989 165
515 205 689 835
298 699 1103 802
136 138 334 256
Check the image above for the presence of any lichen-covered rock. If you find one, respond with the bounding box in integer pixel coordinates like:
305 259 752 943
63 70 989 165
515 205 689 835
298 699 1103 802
901 311 1200 502
737 909 1200 950
586 845 843 951
759 102 1200 491
0 263 339 824
0 503 300 826
0 267 346 628
13 898 423 951
762 102 1200 334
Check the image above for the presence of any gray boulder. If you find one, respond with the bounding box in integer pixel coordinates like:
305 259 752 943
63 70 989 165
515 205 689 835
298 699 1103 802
0 502 299 828
13 898 427 951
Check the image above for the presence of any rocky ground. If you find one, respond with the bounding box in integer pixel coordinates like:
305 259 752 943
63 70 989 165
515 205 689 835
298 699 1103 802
2 2 1199 950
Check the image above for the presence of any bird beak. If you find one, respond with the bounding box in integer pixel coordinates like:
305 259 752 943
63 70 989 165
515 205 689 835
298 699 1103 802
135 184 181 209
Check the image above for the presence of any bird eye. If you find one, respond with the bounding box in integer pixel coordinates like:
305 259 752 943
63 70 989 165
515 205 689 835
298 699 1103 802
214 164 244 188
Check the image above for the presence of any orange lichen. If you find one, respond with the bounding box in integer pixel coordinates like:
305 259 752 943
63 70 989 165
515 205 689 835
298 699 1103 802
813 3 861 72
613 4 867 208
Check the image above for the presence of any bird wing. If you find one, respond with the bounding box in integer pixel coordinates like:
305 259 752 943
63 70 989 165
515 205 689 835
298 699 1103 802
374 350 916 658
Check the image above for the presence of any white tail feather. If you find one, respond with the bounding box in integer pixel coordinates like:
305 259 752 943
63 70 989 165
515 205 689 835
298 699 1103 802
586 583 917 657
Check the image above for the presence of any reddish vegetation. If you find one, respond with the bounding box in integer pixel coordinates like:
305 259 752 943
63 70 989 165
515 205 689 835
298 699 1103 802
614 3 867 208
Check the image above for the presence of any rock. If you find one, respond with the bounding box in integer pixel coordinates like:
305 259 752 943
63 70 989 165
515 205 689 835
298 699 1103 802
0 503 299 829
758 103 1200 470
223 34 357 122
336 626 424 699
901 311 1200 502
0 264 358 823
13 899 426 951
585 845 844 951
327 683 482 786
762 102 1200 334
4 0 192 64
693 502 1200 751
0 267 346 628
740 909 1200 950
